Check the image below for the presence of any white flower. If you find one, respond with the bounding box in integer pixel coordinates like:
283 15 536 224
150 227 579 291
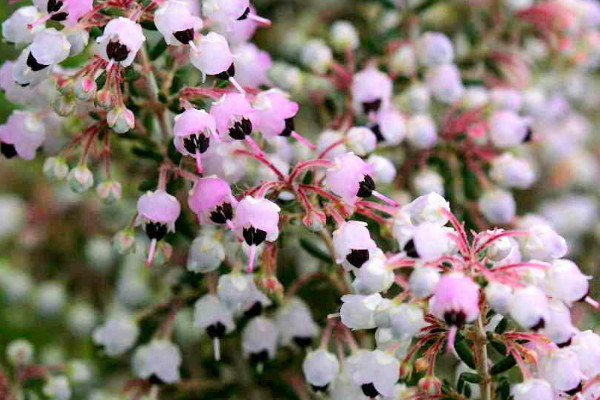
540 348 584 393
406 114 438 149
485 281 513 315
2 6 42 45
478 188 516 225
508 286 549 330
330 20 359 51
367 155 396 184
340 293 383 330
543 259 590 304
133 340 182 383
93 314 139 356
242 317 279 362
409 265 440 298
7 339 34 366
488 110 528 148
521 224 568 261
490 153 536 189
542 299 577 346
301 39 333 74
43 376 71 400
187 233 225 273
352 254 395 294
332 221 379 270
303 349 340 391
193 294 235 336
511 379 554 400
348 350 400 398
570 330 600 378
413 169 444 196
275 297 319 347
416 32 454 67
389 304 427 340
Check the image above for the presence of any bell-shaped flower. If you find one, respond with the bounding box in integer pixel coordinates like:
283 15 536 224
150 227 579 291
210 93 259 150
92 314 139 356
416 32 454 67
490 153 536 189
508 286 549 330
488 110 529 148
370 107 406 146
97 17 145 67
543 259 591 305
425 64 464 104
346 126 377 156
242 316 279 365
155 0 203 46
28 28 71 71
521 224 568 261
231 196 280 272
217 272 257 313
173 108 218 173
485 281 513 315
275 297 319 348
542 299 577 346
570 330 600 378
303 349 340 392
406 114 438 149
389 303 427 341
133 340 182 384
405 193 450 226
352 253 394 294
409 264 440 298
511 379 554 400
478 188 516 225
430 273 480 329
540 348 584 395
193 294 235 360
411 222 454 261
33 0 92 25
232 42 272 88
340 293 383 330
0 111 46 160
348 350 400 398
332 220 379 270
188 176 236 225
367 155 396 184
187 232 225 273
2 6 42 45
351 67 393 115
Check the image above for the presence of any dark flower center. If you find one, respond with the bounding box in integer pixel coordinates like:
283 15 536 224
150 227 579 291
106 41 130 63
173 28 195 45
237 7 251 20
356 175 376 198
280 118 294 137
244 301 263 318
215 63 236 81
249 349 269 364
370 123 385 142
310 384 329 393
0 142 17 159
27 52 49 72
444 310 467 327
229 117 252 140
206 321 226 338
242 227 267 246
530 318 545 331
183 133 210 154
361 383 379 398
403 239 419 258
557 337 573 348
209 202 234 224
145 221 168 241
148 374 165 385
362 98 382 114
565 381 583 396
523 126 533 143
47 0 63 12
293 336 312 348
345 249 370 268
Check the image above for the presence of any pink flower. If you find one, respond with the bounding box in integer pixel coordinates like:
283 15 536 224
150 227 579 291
34 0 93 25
190 32 236 82
232 196 280 272
188 176 236 225
209 94 259 152
232 43 271 88
97 17 145 67
0 111 46 160
351 67 393 114
430 273 480 327
332 221 379 270
252 89 298 139
173 108 218 173
155 0 203 46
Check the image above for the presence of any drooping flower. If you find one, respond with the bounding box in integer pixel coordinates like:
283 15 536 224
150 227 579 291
188 176 236 226
97 17 145 68
333 220 379 270
154 0 203 46
133 340 182 384
193 294 235 360
0 111 46 160
303 349 340 392
351 66 393 115
173 108 218 173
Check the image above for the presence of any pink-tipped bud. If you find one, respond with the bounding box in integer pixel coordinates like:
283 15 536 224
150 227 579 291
95 89 113 109
418 376 442 395
113 229 136 254
67 165 94 193
107 107 135 134
53 96 76 117
96 180 122 204
74 76 97 101
302 209 327 232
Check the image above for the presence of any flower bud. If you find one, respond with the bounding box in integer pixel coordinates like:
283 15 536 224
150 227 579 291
478 188 516 225
389 45 417 76
303 349 340 392
418 376 442 395
367 154 396 184
107 106 135 134
301 39 333 74
407 114 438 149
409 265 440 298
413 168 444 196
302 209 326 232
490 153 535 189
53 96 76 117
96 180 122 204
346 126 377 156
416 32 454 67
400 361 413 380
68 165 94 193
330 20 359 52
95 89 113 109
6 339 34 366
113 229 136 254
43 157 69 181
540 349 584 394
485 281 513 315
187 234 226 273
74 76 97 101
509 286 549 330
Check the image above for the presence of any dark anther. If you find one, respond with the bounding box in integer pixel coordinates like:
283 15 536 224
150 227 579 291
229 118 252 140
148 374 165 386
346 249 370 268
145 221 168 241
237 7 251 20
403 239 419 258
50 12 68 21
361 383 379 398
106 41 130 63
565 382 583 396
209 202 234 224
280 118 294 137
370 124 385 142
557 337 573 348
183 133 210 154
47 0 64 13
530 318 545 331
444 310 467 328
26 52 48 72
215 63 236 80
361 98 382 114
242 227 267 246
1 142 17 159
523 126 533 143
310 384 329 393
249 350 269 364
206 322 226 338
173 28 195 45
244 301 263 318
293 336 312 348
357 175 376 198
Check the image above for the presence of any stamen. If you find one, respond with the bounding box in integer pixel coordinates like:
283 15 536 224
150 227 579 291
146 238 157 267
245 136 265 157
247 244 257 273
248 13 272 26
195 151 203 174
213 338 221 361
229 76 246 94
371 190 399 207
291 131 316 150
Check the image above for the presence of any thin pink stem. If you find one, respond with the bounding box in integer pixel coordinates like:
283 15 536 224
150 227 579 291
291 131 316 150
234 149 286 180
446 326 458 353
371 190 399 208
474 230 529 253
229 77 246 94
585 296 599 309
245 136 265 157
248 13 271 26
492 262 549 273
442 208 469 255
356 200 398 215
299 184 340 202
28 13 53 29
317 138 345 159
288 159 333 183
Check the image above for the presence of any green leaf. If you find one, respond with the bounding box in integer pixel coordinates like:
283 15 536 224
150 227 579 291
460 372 482 384
496 377 510 400
299 238 333 263
490 355 516 375
141 20 157 30
149 39 168 61
454 336 476 369
138 179 157 192
494 317 508 333
131 147 164 163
